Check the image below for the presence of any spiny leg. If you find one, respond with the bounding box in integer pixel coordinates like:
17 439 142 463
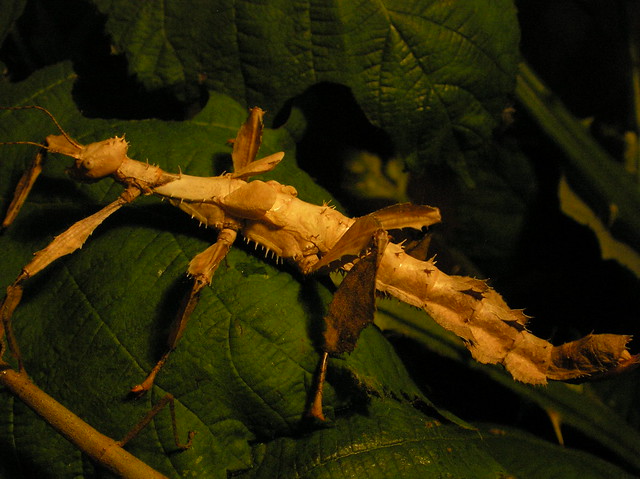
0 187 142 369
2 148 45 230
306 229 388 421
131 228 238 395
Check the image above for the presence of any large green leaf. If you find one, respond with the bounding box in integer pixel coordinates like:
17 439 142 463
243 399 509 479
241 399 638 479
88 0 519 177
480 423 638 479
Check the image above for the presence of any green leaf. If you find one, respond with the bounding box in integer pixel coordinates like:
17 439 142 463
0 0 25 45
240 400 636 479
480 423 638 479
242 399 510 479
89 0 519 177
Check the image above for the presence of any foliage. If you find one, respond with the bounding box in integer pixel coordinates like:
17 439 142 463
0 1 639 478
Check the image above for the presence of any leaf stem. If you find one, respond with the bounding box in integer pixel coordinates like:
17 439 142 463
515 61 640 251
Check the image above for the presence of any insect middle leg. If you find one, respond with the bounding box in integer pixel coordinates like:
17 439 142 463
131 228 238 395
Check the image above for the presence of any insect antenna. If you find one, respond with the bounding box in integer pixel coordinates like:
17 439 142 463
0 140 48 149
0 105 81 149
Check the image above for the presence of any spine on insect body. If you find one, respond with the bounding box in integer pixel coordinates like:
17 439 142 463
374 243 634 383
240 185 356 272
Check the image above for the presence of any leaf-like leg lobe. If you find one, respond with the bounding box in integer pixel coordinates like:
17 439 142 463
323 229 388 355
306 229 388 421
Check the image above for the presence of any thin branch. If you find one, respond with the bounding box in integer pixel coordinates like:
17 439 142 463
0 362 168 479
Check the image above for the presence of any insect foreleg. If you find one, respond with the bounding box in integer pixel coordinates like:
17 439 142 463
131 228 238 395
0 186 142 368
2 149 45 230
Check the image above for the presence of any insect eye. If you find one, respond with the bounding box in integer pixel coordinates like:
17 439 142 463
82 158 96 170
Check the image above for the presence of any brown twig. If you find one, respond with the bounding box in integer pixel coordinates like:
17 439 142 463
0 362 168 479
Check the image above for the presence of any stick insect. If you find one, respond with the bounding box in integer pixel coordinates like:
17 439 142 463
0 106 637 423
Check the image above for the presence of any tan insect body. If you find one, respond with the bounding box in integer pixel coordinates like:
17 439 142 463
1 107 636 404
85 135 633 385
